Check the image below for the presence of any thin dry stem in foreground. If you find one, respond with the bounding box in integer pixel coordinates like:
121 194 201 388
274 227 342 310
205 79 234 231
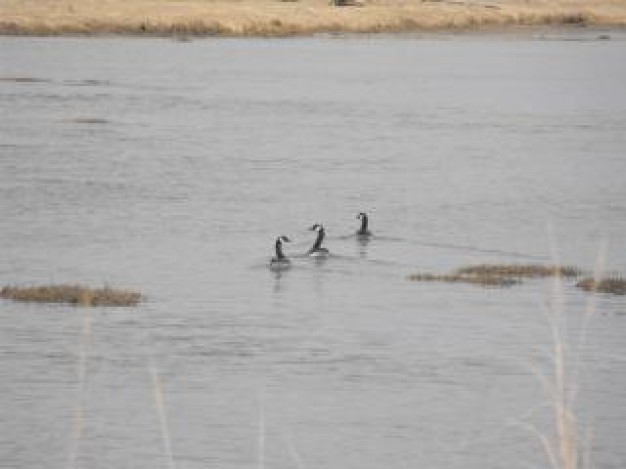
0 0 625 36
541 246 595 469
552 339 579 469
1 284 143 306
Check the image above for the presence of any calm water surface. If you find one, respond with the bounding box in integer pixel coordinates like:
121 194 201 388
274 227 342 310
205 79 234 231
1 33 625 469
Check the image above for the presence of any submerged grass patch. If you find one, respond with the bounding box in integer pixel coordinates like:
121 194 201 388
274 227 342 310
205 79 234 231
575 277 626 295
411 263 626 296
408 272 520 287
409 263 582 288
0 76 51 83
455 264 581 279
1 284 143 306
69 117 109 124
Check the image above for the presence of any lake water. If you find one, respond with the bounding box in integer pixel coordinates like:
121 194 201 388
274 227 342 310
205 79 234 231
1 32 625 469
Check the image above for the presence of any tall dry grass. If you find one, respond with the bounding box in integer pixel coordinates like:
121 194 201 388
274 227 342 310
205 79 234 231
0 0 625 36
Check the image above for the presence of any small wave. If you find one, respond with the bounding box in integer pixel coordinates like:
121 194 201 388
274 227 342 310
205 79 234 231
67 117 110 124
0 76 51 83
327 232 546 261
412 239 546 260
0 143 37 149
62 79 112 87
364 235 546 261
538 35 613 43
334 233 359 240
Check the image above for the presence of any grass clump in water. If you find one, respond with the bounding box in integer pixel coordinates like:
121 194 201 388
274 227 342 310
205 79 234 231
408 272 520 287
1 284 143 306
410 265 626 297
575 276 626 295
409 263 582 288
455 264 581 279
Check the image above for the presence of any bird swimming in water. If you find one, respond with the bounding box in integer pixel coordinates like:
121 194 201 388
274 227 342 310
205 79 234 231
269 235 291 270
356 212 372 237
307 224 330 257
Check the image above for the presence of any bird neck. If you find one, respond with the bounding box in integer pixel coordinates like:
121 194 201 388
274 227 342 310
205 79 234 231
275 239 285 259
359 215 368 233
313 228 325 249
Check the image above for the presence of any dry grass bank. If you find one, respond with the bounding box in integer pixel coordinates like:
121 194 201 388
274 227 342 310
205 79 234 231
1 284 143 306
0 0 625 36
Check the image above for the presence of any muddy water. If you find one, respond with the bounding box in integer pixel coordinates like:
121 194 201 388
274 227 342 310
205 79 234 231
1 33 625 468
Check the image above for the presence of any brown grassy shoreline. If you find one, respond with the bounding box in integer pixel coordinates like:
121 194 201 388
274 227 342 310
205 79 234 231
1 0 625 37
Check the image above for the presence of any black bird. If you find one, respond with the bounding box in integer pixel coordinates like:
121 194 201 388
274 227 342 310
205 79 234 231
269 235 291 270
356 212 372 237
307 224 330 257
